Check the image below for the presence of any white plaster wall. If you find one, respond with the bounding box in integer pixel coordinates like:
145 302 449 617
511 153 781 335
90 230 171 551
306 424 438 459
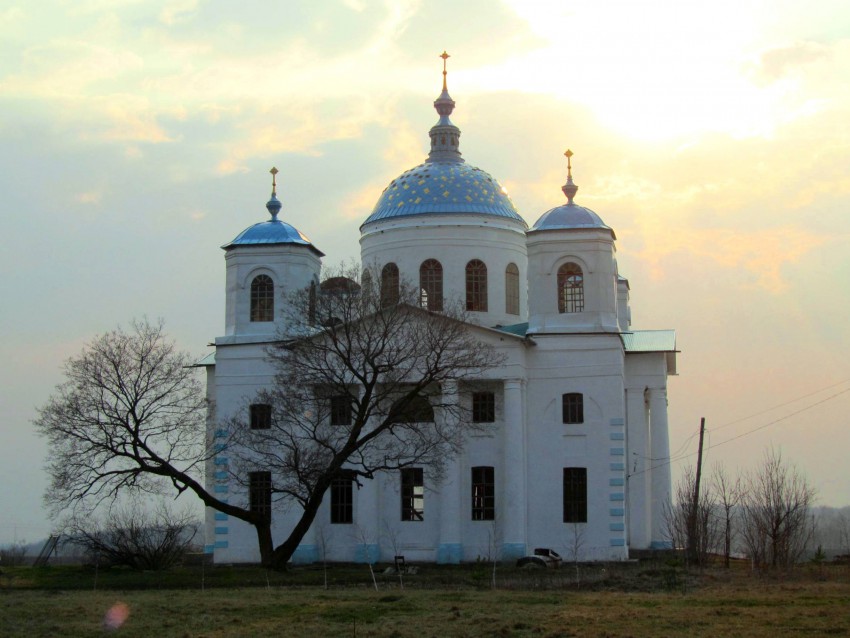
526 229 619 334
523 333 629 560
223 245 322 338
361 214 529 327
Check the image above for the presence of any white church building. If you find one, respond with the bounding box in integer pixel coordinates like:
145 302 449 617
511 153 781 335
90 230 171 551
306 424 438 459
200 62 677 564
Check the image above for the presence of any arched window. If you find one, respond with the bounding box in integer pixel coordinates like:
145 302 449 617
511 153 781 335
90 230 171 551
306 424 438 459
562 393 584 424
419 259 443 311
250 274 274 322
557 263 584 313
392 394 434 423
505 263 519 315
381 263 399 308
465 259 488 312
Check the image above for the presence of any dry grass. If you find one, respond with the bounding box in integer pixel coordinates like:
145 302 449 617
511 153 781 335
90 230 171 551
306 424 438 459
1 564 848 637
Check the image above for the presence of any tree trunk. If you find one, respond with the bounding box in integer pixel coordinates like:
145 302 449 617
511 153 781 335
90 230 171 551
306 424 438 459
255 521 274 568
269 488 328 569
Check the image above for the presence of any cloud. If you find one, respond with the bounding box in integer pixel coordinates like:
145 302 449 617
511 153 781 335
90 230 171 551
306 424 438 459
75 190 103 204
628 224 831 294
159 0 198 26
750 41 831 84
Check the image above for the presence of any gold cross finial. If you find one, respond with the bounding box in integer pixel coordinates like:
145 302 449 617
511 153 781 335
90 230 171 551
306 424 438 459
270 166 279 196
564 149 573 178
440 50 450 91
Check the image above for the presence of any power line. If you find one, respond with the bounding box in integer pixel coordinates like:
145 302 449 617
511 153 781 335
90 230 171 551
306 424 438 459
629 385 850 478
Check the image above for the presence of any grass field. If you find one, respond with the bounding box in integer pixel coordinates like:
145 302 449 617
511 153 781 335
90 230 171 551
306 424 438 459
2 562 849 637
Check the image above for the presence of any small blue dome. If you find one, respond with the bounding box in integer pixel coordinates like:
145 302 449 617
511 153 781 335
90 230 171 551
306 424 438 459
223 193 324 255
362 160 526 227
530 202 613 234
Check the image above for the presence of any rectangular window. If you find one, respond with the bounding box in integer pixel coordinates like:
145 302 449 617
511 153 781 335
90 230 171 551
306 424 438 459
563 467 587 523
401 468 424 521
330 477 353 524
249 471 272 521
250 404 272 430
330 395 353 426
562 393 584 424
471 392 495 423
471 466 495 521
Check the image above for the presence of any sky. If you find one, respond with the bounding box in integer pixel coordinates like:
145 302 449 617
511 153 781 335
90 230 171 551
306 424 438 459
1 0 849 544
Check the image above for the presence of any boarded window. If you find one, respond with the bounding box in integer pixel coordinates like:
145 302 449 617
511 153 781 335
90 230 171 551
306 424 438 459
562 393 584 424
465 260 488 311
330 395 352 426
249 404 272 430
249 471 272 521
472 392 495 423
505 263 520 315
381 263 400 307
330 477 353 524
563 467 587 523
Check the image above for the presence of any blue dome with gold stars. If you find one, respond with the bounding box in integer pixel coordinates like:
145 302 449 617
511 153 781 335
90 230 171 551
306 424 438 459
362 52 525 229
363 161 523 224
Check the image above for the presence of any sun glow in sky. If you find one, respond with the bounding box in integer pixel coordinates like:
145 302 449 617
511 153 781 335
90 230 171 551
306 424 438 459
1 0 849 543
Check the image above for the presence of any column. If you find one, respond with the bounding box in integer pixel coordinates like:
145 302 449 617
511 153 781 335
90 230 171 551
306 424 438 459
437 380 463 563
649 387 672 549
626 386 651 548
501 378 527 559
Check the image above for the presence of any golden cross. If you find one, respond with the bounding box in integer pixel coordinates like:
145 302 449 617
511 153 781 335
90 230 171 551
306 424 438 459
564 149 573 178
440 50 450 91
270 166 279 195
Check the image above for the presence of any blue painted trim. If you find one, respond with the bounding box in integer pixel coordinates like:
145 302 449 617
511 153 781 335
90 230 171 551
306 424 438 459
609 523 625 532
650 540 673 550
501 543 526 560
213 443 227 453
214 512 229 521
204 544 215 554
610 538 626 547
214 485 228 494
214 471 228 480
609 477 625 487
437 543 463 564
214 457 228 465
214 429 228 438
609 492 625 501
214 540 229 549
354 543 380 564
214 526 228 535
609 508 625 517
609 432 625 441
610 447 625 456
610 462 625 471
291 544 320 564
609 417 625 426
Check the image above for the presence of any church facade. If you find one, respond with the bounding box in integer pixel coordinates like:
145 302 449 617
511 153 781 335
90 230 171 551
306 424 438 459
201 64 677 564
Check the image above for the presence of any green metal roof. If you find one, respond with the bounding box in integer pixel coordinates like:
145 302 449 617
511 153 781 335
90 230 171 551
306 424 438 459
193 352 216 367
493 322 529 337
622 330 677 352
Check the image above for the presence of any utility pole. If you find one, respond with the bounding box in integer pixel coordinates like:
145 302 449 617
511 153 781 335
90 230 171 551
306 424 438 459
687 417 706 565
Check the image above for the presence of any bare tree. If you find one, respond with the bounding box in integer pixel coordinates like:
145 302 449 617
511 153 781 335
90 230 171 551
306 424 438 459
565 522 585 586
66 501 199 571
663 465 718 568
228 265 502 569
738 447 816 570
711 463 741 567
34 320 273 562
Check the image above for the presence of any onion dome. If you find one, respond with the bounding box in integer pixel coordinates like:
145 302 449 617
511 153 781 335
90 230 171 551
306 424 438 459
530 150 614 237
362 52 525 227
223 167 325 255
